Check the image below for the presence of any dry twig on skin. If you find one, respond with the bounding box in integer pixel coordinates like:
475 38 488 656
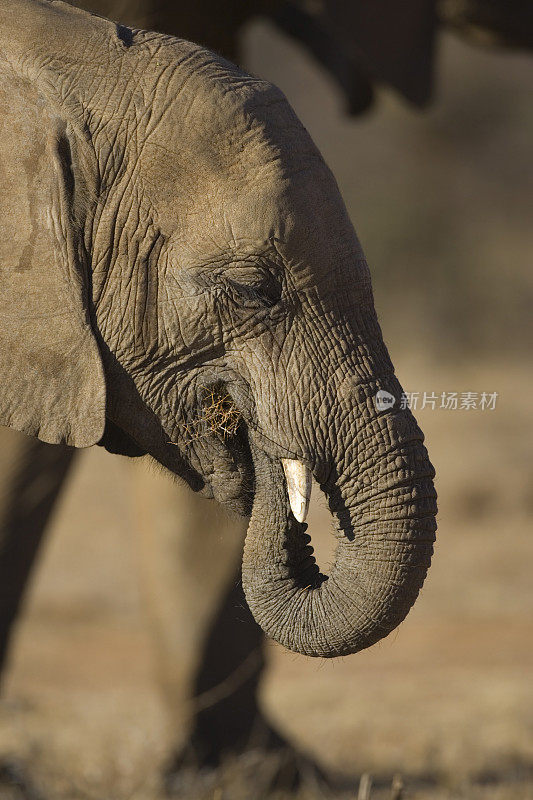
177 387 241 444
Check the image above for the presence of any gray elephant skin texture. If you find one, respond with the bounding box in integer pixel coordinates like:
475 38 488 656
0 0 437 658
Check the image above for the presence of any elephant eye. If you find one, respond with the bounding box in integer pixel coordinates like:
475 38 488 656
225 265 282 309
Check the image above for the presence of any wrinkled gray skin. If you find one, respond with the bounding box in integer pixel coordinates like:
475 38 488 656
0 0 437 659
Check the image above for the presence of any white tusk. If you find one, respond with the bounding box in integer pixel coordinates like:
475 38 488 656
281 459 312 523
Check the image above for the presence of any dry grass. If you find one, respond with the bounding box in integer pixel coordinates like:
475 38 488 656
178 387 241 444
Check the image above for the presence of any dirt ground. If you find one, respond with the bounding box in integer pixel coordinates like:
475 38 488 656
0 359 531 800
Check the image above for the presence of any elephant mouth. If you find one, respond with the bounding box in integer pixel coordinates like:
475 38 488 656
179 381 315 520
178 382 256 515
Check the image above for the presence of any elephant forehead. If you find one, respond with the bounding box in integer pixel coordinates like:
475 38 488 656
113 44 358 264
203 164 355 256
133 80 325 222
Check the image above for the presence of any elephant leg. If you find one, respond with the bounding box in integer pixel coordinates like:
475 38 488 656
131 461 262 750
131 461 327 795
176 572 272 764
0 426 77 682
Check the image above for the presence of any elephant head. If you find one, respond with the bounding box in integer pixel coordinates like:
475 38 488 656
0 0 437 657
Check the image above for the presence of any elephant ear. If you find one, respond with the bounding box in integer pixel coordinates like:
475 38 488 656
0 65 106 447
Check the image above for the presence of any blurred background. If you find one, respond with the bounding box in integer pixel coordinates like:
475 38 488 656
0 7 532 800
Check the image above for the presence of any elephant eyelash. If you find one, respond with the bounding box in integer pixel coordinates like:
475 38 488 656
186 261 283 309
221 263 283 309
224 273 282 309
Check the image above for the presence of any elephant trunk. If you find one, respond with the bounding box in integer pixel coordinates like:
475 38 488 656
241 382 437 658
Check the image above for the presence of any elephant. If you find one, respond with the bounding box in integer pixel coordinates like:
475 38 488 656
0 0 438 790
439 0 533 50
0 0 437 653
